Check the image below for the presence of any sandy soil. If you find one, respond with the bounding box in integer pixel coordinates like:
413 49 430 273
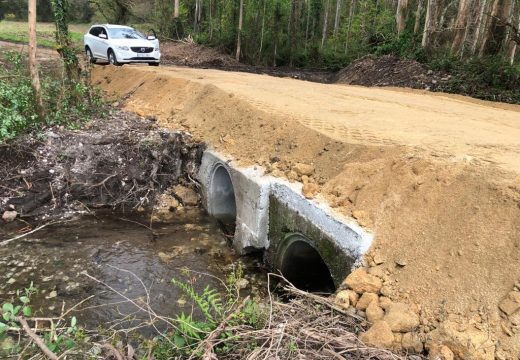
93 65 520 358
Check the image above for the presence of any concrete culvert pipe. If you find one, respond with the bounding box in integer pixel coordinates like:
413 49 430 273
277 233 336 293
209 164 237 224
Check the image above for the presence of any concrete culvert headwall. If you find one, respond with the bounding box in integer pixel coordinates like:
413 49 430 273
209 165 237 224
199 150 373 287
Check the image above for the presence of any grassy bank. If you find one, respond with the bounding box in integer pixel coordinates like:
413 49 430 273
0 21 88 47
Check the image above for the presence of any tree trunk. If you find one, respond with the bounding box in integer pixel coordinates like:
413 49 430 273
305 0 311 42
236 0 244 61
479 0 513 56
471 0 488 54
259 0 266 54
396 0 408 35
321 0 330 49
51 0 81 84
451 0 470 54
289 0 299 66
28 0 44 120
334 0 342 36
508 6 520 64
421 0 434 48
414 0 423 33
174 0 179 18
344 0 356 53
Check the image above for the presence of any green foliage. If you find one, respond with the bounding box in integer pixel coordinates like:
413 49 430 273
431 55 520 104
0 51 103 142
152 264 265 359
0 283 84 357
374 31 426 62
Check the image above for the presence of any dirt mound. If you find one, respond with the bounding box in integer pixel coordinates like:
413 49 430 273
93 65 520 359
0 111 204 220
335 55 449 90
160 41 239 68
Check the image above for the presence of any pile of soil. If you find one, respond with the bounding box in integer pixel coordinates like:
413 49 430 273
0 111 204 221
92 65 520 359
160 41 240 68
335 54 449 90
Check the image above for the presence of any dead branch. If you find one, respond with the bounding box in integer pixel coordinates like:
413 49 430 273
17 317 58 360
0 221 63 247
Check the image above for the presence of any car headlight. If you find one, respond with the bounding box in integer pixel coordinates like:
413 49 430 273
117 46 130 51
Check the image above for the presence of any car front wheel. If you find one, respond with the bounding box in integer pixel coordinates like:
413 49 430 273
108 50 120 66
148 62 160 66
85 47 95 64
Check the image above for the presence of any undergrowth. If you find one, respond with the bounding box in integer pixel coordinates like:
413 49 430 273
0 50 103 142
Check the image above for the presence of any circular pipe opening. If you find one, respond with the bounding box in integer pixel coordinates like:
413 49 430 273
278 235 336 293
209 165 237 225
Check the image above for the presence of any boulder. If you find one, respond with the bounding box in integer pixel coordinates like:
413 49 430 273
498 291 520 316
356 292 379 310
360 320 394 348
402 332 424 353
366 301 385 323
334 290 351 310
293 163 315 176
426 320 495 360
2 210 17 223
302 182 319 199
383 302 420 332
345 290 359 307
343 268 383 294
429 344 455 360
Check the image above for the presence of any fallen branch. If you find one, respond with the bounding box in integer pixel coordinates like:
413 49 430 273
17 317 58 360
0 221 61 247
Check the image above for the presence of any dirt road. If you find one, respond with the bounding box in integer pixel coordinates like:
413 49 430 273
94 65 520 358
98 65 520 173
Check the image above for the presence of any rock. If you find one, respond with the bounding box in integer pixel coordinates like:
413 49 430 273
356 292 379 310
379 296 394 310
373 252 386 265
46 290 57 299
360 320 394 348
334 290 351 310
380 285 395 297
343 268 383 294
293 163 315 176
395 258 408 267
173 185 199 206
383 302 420 332
352 210 372 228
287 170 299 181
402 332 424 353
498 291 520 316
426 320 495 360
428 344 455 360
2 210 17 223
345 290 359 307
366 301 385 323
222 134 235 145
302 182 319 199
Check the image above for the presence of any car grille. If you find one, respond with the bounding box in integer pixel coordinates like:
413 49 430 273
125 57 158 61
131 47 154 53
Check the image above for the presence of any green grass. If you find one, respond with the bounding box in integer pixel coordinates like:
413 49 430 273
0 21 89 48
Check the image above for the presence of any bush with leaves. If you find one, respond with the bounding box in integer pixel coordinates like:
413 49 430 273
0 51 103 142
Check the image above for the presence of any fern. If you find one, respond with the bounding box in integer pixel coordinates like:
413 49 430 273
171 278 223 325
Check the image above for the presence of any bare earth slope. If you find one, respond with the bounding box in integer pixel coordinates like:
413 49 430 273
93 65 520 359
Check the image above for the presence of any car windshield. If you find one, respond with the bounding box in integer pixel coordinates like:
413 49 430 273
108 28 144 40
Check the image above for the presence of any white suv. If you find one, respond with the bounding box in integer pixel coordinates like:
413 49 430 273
84 24 161 66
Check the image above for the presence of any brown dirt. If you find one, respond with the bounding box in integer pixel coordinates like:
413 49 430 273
92 65 520 358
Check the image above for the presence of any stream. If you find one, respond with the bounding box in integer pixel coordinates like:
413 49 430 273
0 209 266 334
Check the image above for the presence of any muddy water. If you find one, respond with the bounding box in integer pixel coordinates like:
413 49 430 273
0 210 265 333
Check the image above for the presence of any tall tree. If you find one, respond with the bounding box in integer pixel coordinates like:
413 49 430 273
236 0 244 61
451 0 470 54
28 0 44 120
333 0 342 36
480 0 513 56
51 0 81 83
396 0 408 35
414 0 423 34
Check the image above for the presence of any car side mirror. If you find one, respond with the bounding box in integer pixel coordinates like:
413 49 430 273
99 33 107 39
147 35 156 40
